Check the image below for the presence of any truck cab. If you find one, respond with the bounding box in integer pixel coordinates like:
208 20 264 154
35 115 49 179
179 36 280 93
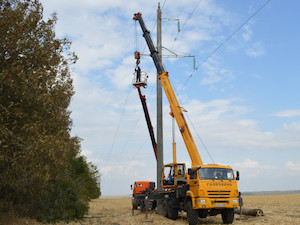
132 181 155 196
131 181 155 210
187 164 239 223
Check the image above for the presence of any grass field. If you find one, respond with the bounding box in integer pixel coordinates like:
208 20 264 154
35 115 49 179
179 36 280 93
3 194 300 225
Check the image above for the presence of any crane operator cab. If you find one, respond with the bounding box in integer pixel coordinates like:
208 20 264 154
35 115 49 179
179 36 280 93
162 163 187 188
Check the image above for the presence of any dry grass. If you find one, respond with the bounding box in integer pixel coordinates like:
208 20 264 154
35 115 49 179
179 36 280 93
2 194 300 225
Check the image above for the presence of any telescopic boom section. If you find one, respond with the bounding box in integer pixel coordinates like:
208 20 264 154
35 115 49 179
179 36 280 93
137 87 158 160
133 13 164 75
133 12 203 166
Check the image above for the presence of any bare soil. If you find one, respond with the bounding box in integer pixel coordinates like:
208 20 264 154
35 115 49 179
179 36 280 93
2 194 300 225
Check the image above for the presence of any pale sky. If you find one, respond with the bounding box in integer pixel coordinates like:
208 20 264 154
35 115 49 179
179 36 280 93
41 0 300 195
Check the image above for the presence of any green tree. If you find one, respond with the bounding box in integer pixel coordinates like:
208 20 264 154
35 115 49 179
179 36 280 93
0 0 100 222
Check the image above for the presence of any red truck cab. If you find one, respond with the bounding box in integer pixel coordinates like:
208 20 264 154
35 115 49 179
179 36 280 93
131 181 155 210
132 181 155 195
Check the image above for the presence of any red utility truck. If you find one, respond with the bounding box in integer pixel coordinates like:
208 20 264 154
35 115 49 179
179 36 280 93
131 181 156 211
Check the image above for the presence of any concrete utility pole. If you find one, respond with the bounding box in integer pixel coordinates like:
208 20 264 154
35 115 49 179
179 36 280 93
156 2 163 213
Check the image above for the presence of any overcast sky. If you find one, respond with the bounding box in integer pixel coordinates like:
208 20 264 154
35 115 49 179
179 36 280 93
41 0 300 195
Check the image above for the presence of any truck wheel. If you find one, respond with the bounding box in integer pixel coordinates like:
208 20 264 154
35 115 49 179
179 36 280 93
162 200 168 218
167 200 178 220
187 201 198 225
151 200 156 210
221 209 234 224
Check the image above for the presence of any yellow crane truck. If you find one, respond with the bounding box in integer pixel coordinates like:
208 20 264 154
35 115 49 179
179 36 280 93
134 12 241 225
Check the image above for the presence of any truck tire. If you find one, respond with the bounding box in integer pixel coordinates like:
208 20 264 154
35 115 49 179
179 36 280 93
162 200 168 218
187 200 198 225
221 208 234 224
167 200 178 220
151 200 156 210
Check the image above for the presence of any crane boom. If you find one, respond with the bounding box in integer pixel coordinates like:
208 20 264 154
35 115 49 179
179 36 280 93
133 12 203 166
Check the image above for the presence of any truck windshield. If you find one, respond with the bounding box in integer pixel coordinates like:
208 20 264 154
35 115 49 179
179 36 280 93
198 168 234 180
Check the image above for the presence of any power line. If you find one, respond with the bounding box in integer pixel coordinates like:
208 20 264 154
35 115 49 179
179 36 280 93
160 0 202 66
185 112 215 164
168 75 215 163
171 0 203 49
118 84 156 160
167 0 271 162
140 0 167 55
178 0 271 94
133 0 271 165
161 0 167 10
130 136 149 161
104 87 133 167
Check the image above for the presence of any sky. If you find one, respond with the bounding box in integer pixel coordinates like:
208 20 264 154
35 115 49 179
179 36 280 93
41 0 300 196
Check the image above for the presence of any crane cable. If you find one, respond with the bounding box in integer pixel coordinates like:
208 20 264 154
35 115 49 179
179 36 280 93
134 20 139 52
130 18 159 161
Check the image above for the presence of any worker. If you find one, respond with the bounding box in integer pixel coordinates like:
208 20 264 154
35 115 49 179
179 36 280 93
213 170 219 179
135 66 141 83
213 170 223 179
220 171 226 179
168 176 174 184
168 168 174 184
178 169 182 175
217 171 223 179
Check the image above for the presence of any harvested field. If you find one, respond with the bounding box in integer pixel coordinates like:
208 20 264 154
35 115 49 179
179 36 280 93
2 194 300 225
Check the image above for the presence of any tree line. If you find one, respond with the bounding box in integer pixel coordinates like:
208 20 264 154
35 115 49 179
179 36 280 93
0 0 101 222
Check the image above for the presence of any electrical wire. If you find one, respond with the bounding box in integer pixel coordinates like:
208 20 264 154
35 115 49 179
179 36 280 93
130 136 150 161
141 0 167 55
166 0 271 163
162 0 202 70
161 0 167 10
131 0 271 164
118 84 156 160
185 112 215 164
117 101 144 159
167 75 215 163
170 0 203 49
178 0 271 95
103 87 133 168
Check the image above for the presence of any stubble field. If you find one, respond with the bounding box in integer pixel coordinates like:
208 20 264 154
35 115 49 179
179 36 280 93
4 194 300 225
